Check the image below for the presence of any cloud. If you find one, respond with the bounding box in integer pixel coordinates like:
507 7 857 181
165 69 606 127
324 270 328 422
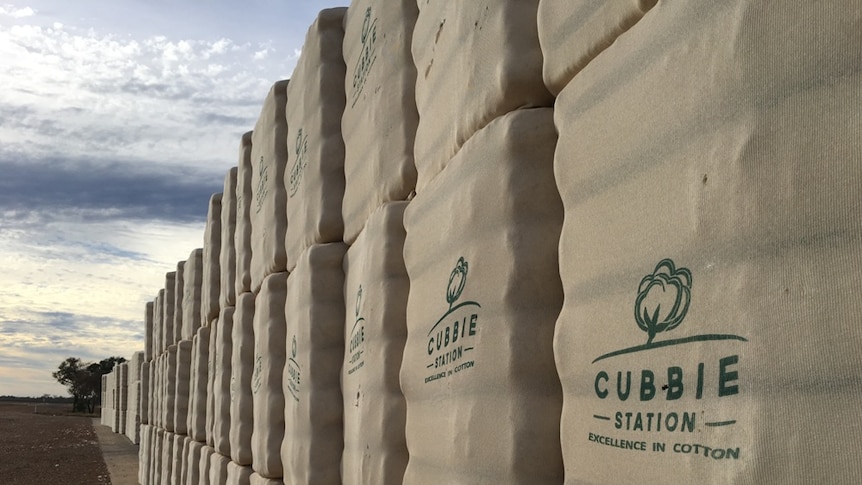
0 5 35 18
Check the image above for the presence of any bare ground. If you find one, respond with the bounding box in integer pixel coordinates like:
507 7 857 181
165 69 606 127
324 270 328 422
0 401 111 485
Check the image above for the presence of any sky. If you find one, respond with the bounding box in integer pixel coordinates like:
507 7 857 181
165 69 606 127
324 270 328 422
0 0 347 397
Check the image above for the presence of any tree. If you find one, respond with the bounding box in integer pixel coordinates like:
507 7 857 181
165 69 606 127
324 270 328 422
52 356 126 413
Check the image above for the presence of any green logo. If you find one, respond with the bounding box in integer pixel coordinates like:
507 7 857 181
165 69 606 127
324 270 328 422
423 257 481 382
592 258 747 363
286 335 300 401
254 155 269 213
350 6 378 107
446 257 468 310
348 286 366 375
635 259 691 345
288 129 308 197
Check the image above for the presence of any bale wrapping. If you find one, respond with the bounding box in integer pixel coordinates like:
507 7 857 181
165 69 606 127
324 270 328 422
281 243 346 485
183 249 203 339
230 292 256 465
236 131 254 296
221 167 238 308
250 80 289 293
213 306 234 456
188 326 210 442
341 202 408 485
341 0 418 244
251 272 288 478
284 8 347 271
552 1 862 483
202 193 223 324
401 108 563 483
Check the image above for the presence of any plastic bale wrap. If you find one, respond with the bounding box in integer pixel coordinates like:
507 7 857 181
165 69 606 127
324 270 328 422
203 193 223 324
341 202 409 485
184 440 205 485
236 131 254 296
177 436 191 485
149 355 159 428
250 80 289 294
154 290 164 356
284 8 347 271
164 272 177 350
200 446 216 485
140 361 150 425
174 340 192 436
552 1 862 483
139 424 150 485
281 243 346 485
411 0 552 193
209 452 231 485
145 301 154 361
341 0 418 244
184 249 204 339
160 431 174 485
188 326 210 442
401 108 564 484
230 292 256 465
213 306 234 456
174 262 185 344
163 345 178 432
251 272 288 478
227 462 255 485
206 316 219 446
221 167 238 308
152 428 163 485
537 0 656 95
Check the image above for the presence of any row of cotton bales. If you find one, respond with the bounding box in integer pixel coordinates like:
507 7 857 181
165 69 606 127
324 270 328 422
104 0 862 483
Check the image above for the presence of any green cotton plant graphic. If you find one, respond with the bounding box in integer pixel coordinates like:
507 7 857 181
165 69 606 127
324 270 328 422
446 257 468 310
634 259 692 345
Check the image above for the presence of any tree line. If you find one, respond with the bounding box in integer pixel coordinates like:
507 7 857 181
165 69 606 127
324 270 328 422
52 356 126 413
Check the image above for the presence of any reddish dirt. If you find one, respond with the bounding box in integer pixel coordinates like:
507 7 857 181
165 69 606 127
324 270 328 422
0 401 111 485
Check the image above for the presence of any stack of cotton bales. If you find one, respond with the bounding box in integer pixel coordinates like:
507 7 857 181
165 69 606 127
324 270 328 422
397 1 564 483
279 9 348 485
547 0 862 483
124 351 144 444
338 0 418 483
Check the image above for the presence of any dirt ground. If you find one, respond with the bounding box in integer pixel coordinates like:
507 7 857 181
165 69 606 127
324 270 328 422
0 401 111 484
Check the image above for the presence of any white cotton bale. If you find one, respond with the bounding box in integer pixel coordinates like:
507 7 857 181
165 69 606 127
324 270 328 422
154 290 164 357
249 473 284 485
236 131 255 296
221 167 238 308
226 462 255 485
145 301 154 361
189 326 210 442
411 0 552 193
184 249 204 340
537 0 656 95
140 362 150 425
203 193 223 324
209 452 231 485
284 8 347 271
282 243 346 485
552 1 862 483
152 428 164 485
174 262 185 345
184 440 204 485
176 436 190 485
126 381 139 443
163 271 177 349
148 356 158 428
341 0 418 244
230 292 256 465
200 446 216 485
174 340 192 436
160 431 174 485
400 108 564 484
341 201 408 485
163 345 178 432
250 80 289 294
138 424 150 485
206 317 219 446
251 272 288 478
213 306 234 456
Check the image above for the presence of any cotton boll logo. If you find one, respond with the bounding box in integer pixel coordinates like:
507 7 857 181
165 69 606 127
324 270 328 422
446 257 468 310
634 259 692 344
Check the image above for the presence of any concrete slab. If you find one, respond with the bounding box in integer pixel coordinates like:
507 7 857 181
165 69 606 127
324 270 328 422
93 419 139 485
